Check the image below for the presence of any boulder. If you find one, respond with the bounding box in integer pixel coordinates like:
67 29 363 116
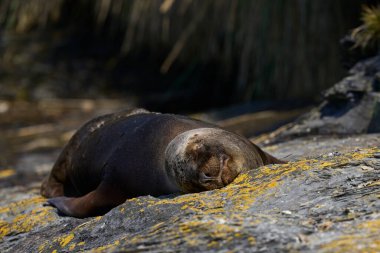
1 134 379 252
267 56 380 144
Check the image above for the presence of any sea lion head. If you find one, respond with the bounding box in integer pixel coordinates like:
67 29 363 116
165 128 268 193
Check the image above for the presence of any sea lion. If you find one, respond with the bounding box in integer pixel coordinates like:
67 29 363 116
41 109 285 218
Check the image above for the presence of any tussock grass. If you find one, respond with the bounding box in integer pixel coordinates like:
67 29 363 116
352 5 380 49
0 0 366 101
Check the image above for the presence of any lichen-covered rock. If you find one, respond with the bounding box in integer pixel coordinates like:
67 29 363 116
1 135 379 252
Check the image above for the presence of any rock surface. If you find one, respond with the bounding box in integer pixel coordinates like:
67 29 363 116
266 56 380 144
1 134 379 252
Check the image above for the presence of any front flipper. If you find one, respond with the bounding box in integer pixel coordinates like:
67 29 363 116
47 183 126 218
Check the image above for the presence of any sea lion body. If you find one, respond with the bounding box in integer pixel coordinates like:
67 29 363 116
41 109 285 218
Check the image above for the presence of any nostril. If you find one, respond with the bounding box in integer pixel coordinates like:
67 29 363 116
221 154 229 161
200 172 212 179
199 172 218 182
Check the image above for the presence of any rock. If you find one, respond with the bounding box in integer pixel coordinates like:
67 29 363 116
266 56 380 144
339 35 378 70
0 135 379 252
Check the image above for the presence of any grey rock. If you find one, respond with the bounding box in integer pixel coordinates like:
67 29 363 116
271 56 380 142
0 135 379 252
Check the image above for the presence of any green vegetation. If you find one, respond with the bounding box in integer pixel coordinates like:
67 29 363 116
352 5 380 49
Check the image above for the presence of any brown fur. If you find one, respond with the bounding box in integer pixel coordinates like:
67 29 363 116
41 109 285 218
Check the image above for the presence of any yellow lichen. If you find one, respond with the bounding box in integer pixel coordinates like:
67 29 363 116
368 181 380 187
112 148 379 251
319 161 334 168
38 243 46 252
321 218 380 253
207 240 219 248
0 220 10 238
2 147 378 252
0 196 46 214
322 235 380 253
69 243 76 251
350 148 376 160
358 219 380 232
59 233 74 247
248 236 256 245
142 148 378 218
91 240 122 252
0 206 56 239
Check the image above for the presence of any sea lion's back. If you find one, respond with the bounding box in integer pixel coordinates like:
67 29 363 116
66 112 216 196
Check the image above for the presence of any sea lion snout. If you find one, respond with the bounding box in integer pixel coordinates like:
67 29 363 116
165 128 245 192
186 138 239 190
197 154 233 188
165 127 284 194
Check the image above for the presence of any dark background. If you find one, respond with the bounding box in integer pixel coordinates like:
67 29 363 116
0 0 378 113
